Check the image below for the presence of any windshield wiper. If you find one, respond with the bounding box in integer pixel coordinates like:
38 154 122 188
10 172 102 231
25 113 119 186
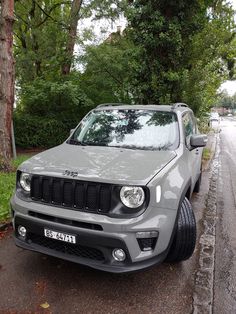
107 145 142 150
68 139 87 146
81 142 109 146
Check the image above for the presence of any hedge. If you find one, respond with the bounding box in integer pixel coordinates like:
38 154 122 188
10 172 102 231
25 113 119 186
14 79 94 148
14 114 79 148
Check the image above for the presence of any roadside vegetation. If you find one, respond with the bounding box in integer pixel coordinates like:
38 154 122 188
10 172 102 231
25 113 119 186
202 148 211 161
0 155 30 223
198 117 211 135
216 91 236 113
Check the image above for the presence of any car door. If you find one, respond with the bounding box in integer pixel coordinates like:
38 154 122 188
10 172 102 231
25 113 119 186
182 112 201 188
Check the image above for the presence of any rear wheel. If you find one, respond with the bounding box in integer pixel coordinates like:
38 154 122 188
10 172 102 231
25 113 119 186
166 197 196 262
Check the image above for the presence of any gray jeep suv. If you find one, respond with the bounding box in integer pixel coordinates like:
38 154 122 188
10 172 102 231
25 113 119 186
11 103 207 273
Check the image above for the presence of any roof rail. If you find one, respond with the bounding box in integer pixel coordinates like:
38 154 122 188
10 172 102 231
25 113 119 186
171 103 189 110
96 103 129 108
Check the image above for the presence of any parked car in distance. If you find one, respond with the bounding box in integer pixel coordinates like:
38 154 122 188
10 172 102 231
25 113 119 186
210 112 220 121
11 103 207 273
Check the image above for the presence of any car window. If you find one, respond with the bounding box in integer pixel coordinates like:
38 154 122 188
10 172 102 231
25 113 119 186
210 112 219 120
182 112 195 148
70 109 180 151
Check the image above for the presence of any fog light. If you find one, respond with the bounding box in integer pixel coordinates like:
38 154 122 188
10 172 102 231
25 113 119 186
112 248 126 262
18 225 27 237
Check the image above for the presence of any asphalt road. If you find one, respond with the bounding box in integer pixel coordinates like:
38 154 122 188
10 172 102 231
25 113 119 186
213 117 236 313
0 127 222 314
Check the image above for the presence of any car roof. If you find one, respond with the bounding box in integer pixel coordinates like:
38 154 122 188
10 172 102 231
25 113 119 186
95 103 192 113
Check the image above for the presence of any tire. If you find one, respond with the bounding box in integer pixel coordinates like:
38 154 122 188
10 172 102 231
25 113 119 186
193 171 202 193
166 197 196 262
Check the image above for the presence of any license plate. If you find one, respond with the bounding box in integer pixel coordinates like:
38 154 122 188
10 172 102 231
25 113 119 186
44 228 76 244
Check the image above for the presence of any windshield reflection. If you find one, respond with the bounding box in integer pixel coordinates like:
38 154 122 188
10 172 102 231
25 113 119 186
70 109 179 151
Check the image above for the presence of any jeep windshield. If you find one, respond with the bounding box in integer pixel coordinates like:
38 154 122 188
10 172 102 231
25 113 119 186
69 109 179 151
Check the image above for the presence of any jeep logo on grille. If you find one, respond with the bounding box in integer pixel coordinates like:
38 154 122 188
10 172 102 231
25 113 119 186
62 170 79 178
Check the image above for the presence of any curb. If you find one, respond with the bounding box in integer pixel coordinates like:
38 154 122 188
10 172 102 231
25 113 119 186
193 133 219 313
202 132 217 172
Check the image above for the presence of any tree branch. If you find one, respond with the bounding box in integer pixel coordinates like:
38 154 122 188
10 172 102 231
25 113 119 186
34 1 70 29
91 52 124 86
14 12 30 26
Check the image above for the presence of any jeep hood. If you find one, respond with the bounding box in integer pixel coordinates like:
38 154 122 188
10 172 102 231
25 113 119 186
19 143 177 185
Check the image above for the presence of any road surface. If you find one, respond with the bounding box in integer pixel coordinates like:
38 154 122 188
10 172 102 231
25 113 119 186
213 117 236 313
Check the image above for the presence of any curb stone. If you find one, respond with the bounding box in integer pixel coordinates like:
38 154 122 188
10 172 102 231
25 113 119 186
202 132 217 172
193 132 219 313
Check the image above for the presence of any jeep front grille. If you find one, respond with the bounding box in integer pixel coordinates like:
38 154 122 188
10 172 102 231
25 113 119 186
30 176 112 214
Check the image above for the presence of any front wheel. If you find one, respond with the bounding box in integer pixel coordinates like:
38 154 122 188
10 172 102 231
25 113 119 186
166 197 196 262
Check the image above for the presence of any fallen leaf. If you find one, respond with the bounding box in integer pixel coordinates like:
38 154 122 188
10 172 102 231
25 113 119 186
40 302 50 309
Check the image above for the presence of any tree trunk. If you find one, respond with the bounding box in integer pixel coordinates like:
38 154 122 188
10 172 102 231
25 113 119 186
62 0 82 75
0 0 15 171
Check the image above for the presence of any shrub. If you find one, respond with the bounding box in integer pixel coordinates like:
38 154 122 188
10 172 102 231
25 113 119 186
14 78 94 148
18 79 93 117
14 114 81 148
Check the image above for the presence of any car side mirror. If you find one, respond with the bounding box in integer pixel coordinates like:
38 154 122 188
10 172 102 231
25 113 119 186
190 134 208 148
70 129 75 135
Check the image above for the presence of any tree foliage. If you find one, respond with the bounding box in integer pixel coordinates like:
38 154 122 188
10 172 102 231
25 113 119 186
14 0 124 83
125 0 236 113
14 0 69 83
15 78 93 147
216 90 236 109
79 32 135 104
13 0 123 147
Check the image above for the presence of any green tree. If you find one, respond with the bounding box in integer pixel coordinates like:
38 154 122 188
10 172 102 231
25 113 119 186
126 0 236 113
182 3 236 113
14 0 125 83
13 0 126 147
217 91 236 110
14 0 69 83
79 31 135 104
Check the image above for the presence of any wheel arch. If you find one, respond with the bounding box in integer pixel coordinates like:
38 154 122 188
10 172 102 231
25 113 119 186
165 179 192 257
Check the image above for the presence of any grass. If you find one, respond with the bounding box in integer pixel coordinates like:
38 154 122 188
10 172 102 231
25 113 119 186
202 147 211 161
0 155 30 223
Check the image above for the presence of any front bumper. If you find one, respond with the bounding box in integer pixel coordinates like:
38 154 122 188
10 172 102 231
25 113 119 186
11 194 177 273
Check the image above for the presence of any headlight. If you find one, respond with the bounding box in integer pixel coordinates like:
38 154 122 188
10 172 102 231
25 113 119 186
120 186 145 208
20 173 31 192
